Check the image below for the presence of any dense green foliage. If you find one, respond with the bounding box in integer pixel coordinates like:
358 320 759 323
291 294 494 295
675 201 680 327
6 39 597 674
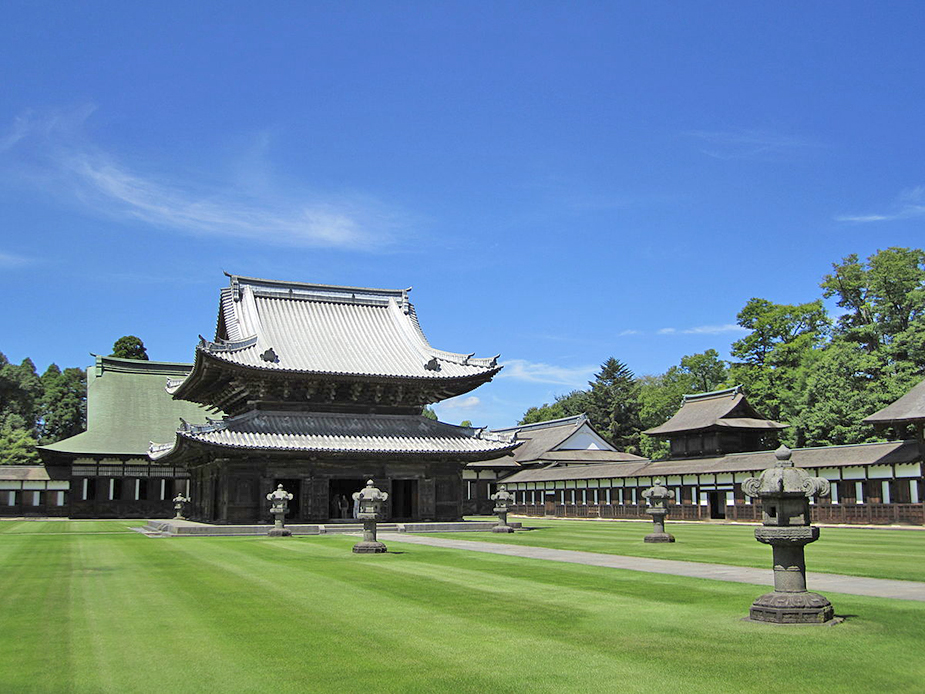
520 247 925 451
0 353 87 464
110 335 149 361
0 522 923 693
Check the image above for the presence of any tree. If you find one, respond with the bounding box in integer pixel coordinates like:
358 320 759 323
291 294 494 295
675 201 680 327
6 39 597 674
38 364 86 444
519 390 591 425
822 247 925 366
0 354 42 432
422 406 438 420
586 357 643 454
728 298 829 434
679 349 728 394
111 335 149 361
0 420 39 465
796 247 925 445
795 341 895 446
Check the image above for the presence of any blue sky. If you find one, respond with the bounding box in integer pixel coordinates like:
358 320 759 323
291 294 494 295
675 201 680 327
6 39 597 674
2 2 924 428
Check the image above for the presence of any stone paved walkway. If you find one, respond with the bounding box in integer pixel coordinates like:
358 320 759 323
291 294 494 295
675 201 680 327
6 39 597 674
377 533 925 602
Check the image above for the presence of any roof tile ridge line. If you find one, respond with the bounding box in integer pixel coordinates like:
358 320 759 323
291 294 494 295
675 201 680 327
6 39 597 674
492 413 588 433
228 272 409 298
93 354 194 369
386 296 442 366
396 301 499 369
236 283 265 346
681 385 743 403
199 334 259 353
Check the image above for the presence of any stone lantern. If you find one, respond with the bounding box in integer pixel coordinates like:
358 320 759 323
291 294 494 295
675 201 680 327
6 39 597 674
641 479 675 543
490 484 516 533
741 445 835 624
351 480 389 553
266 484 294 537
172 493 190 520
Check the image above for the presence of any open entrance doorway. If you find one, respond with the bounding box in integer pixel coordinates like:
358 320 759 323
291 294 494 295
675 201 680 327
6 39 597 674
273 478 300 519
391 479 418 520
707 491 726 520
329 478 366 520
544 493 557 517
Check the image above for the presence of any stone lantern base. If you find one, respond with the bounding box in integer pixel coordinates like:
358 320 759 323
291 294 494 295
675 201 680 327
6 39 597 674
267 527 292 537
352 540 388 554
747 591 835 624
643 531 675 543
492 524 515 533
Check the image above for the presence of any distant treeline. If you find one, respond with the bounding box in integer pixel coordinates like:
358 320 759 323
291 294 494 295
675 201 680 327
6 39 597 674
520 247 925 458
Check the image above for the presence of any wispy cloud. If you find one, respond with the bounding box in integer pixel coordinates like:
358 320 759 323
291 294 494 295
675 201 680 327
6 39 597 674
681 324 747 335
626 324 747 337
836 185 925 223
438 395 481 410
0 251 32 268
499 359 596 386
687 128 820 161
0 106 407 249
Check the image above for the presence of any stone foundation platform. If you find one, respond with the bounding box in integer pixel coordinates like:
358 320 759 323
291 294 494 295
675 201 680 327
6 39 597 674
139 519 522 537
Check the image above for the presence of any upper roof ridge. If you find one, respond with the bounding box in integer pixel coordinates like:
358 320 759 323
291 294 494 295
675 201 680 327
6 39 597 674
681 385 742 403
226 273 411 309
492 413 588 433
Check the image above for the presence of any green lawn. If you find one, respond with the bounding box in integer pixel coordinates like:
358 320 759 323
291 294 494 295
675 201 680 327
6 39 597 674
1 522 924 693
436 518 925 582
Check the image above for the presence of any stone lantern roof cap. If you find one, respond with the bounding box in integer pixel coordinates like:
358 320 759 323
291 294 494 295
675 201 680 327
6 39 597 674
353 480 388 502
267 484 293 501
642 478 672 501
742 445 830 499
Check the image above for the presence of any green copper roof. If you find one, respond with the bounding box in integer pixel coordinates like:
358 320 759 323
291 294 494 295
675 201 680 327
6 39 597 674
40 355 211 457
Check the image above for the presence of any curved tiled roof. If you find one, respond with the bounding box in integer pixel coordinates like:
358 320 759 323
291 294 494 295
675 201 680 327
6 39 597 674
150 411 520 460
644 386 786 436
171 275 501 401
864 377 925 425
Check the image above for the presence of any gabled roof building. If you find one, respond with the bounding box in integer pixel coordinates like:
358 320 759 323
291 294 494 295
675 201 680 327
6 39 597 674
462 414 645 514
150 274 517 523
498 386 924 525
644 386 786 457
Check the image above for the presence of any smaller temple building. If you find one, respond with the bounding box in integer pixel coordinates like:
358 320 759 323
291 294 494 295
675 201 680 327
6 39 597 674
32 356 209 518
150 274 518 523
464 414 646 514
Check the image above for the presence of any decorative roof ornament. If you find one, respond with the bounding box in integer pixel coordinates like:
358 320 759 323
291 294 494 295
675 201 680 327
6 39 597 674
260 347 279 363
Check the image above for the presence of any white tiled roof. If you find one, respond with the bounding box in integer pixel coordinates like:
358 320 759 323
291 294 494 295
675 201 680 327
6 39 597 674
195 275 500 380
150 410 519 458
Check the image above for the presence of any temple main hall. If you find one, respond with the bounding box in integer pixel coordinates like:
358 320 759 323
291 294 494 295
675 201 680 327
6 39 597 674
149 274 518 523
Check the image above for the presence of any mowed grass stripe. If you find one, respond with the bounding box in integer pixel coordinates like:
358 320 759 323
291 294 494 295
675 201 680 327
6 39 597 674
0 520 139 535
1 529 924 693
432 520 925 582
0 534 76 692
65 533 271 693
